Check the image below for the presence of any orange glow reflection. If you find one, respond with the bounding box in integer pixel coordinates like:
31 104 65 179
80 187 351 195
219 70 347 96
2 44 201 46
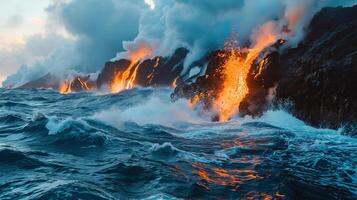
192 162 262 191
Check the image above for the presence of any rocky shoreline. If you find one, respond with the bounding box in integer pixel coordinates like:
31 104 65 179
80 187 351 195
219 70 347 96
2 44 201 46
243 5 357 133
18 5 357 134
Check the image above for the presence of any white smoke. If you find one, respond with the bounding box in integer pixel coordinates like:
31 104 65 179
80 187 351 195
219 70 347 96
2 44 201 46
123 0 357 72
3 0 356 87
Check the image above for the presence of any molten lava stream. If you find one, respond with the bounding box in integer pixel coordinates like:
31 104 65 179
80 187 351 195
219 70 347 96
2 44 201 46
59 77 93 94
214 32 277 121
59 81 72 94
110 45 153 93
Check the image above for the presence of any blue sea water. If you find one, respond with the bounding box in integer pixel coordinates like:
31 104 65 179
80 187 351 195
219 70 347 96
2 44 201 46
0 88 356 199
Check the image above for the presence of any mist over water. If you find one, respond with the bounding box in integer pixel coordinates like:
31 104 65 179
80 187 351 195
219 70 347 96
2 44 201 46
0 88 356 199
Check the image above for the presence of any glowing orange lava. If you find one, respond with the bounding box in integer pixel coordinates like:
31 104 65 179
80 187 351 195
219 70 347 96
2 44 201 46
172 77 179 88
59 77 94 94
214 27 278 121
59 81 72 94
147 57 161 84
110 45 153 93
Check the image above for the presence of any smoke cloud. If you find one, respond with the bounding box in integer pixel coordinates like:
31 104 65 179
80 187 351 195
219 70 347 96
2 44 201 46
124 0 357 71
3 0 357 87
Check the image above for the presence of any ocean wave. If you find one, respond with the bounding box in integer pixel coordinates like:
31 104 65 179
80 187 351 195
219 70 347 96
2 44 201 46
22 112 49 134
0 148 44 169
28 181 117 200
21 113 109 147
45 117 109 147
0 114 25 124
0 101 31 108
142 194 178 200
1 88 357 199
93 89 205 129
98 162 158 197
150 142 180 160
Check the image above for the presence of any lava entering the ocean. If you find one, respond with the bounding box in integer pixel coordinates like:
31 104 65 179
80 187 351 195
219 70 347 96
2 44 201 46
59 76 95 94
214 28 278 121
110 45 153 93
59 81 72 94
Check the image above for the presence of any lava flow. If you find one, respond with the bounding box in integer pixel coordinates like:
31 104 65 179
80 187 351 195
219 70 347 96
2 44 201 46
59 81 72 94
59 76 94 94
213 26 278 121
110 45 153 93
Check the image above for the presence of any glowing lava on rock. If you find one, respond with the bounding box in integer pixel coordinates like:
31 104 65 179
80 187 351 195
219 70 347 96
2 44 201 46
147 57 161 85
110 45 153 93
59 81 72 94
172 77 179 88
59 76 95 94
213 25 278 121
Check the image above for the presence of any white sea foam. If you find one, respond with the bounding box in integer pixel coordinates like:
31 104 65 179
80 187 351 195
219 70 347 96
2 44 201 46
93 90 206 128
93 89 348 141
45 117 90 135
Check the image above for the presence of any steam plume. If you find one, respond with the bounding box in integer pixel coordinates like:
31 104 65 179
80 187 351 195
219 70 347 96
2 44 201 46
3 0 356 87
124 0 357 72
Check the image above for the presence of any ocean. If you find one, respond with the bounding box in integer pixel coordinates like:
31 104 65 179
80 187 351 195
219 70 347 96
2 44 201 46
0 88 356 199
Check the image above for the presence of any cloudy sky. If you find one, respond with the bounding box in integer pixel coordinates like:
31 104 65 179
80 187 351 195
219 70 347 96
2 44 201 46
0 0 154 87
0 0 51 85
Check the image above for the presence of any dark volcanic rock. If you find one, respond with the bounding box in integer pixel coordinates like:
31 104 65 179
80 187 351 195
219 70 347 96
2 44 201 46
97 48 189 89
19 73 61 89
19 73 96 93
277 6 357 130
97 59 131 89
65 76 97 93
239 42 284 117
243 5 357 132
173 5 357 132
171 50 226 108
136 48 189 87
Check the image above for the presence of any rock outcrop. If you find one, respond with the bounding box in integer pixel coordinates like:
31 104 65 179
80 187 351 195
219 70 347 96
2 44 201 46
17 5 357 133
19 73 96 93
173 5 357 133
97 48 189 90
60 75 97 93
242 5 357 132
18 73 61 90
